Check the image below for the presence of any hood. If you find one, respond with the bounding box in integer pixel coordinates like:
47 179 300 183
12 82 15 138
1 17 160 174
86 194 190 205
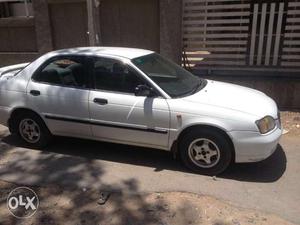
182 80 278 118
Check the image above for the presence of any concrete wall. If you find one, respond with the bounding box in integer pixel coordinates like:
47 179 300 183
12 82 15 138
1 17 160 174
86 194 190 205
159 0 182 64
0 0 180 63
0 17 39 65
0 17 37 52
0 52 39 66
0 0 88 66
32 0 53 54
193 68 300 109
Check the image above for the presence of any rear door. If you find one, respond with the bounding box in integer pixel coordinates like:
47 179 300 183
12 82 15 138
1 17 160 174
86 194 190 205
88 56 170 149
26 55 92 138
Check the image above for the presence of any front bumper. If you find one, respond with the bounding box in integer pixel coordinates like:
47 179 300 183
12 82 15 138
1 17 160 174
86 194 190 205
229 127 282 163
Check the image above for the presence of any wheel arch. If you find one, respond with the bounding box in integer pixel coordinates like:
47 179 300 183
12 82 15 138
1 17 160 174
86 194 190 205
8 107 47 133
171 124 235 162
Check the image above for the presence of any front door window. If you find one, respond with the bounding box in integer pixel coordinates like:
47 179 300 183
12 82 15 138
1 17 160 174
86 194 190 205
92 57 146 94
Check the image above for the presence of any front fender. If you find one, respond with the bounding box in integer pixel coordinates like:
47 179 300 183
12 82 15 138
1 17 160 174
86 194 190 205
172 115 232 141
167 112 257 150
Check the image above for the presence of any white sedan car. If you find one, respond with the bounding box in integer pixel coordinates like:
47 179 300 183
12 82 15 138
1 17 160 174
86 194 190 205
0 47 282 175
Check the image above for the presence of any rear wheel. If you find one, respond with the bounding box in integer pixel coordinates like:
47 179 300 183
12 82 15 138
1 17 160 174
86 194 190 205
12 111 52 149
179 128 232 175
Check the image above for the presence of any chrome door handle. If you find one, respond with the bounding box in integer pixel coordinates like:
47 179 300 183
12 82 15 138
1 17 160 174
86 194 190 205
93 98 108 105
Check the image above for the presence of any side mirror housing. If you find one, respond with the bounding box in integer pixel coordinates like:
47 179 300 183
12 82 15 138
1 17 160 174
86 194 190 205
134 85 156 97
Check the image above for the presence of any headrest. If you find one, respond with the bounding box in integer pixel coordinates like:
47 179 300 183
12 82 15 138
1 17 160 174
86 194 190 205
68 63 83 71
112 63 124 74
40 69 61 84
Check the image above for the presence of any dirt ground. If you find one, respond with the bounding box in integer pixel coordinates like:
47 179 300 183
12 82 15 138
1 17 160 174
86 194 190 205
0 180 295 225
280 111 300 136
0 111 299 225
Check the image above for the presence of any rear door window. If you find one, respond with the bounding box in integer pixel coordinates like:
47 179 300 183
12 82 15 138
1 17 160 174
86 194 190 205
33 56 88 88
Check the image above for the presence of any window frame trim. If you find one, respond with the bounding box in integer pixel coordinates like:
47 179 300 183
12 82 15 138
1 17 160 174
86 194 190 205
31 54 91 90
89 55 163 97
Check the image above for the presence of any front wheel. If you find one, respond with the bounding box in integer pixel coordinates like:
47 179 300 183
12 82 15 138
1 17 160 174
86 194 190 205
179 129 232 175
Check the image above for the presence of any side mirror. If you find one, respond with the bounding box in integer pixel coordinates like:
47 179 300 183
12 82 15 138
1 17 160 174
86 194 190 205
134 85 156 97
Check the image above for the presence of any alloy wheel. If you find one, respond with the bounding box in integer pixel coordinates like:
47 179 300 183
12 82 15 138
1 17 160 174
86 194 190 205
19 118 41 143
188 138 221 168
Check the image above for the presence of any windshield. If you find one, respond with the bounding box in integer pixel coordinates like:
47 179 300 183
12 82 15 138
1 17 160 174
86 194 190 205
132 53 204 98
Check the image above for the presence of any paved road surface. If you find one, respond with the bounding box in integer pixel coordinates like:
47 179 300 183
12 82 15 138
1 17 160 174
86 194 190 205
0 125 299 223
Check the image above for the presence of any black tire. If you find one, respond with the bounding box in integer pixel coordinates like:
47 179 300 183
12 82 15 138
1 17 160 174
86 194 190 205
179 128 232 175
12 111 52 149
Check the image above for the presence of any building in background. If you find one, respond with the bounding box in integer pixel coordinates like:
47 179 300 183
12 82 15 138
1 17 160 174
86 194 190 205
0 0 299 108
0 0 33 18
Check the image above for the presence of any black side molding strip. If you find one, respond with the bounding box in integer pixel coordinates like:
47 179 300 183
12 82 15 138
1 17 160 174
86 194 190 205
44 115 168 134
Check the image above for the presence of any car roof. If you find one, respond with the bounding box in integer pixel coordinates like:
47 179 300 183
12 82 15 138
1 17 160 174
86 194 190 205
52 47 154 60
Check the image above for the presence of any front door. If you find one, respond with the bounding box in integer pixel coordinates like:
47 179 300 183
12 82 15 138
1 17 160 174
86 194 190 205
88 56 170 149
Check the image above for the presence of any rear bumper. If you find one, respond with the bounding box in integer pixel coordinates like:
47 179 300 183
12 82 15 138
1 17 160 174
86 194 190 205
0 106 10 127
229 127 282 163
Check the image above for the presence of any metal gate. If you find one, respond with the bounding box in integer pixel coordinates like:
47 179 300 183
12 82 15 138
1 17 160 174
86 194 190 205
182 0 300 72
99 0 160 52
